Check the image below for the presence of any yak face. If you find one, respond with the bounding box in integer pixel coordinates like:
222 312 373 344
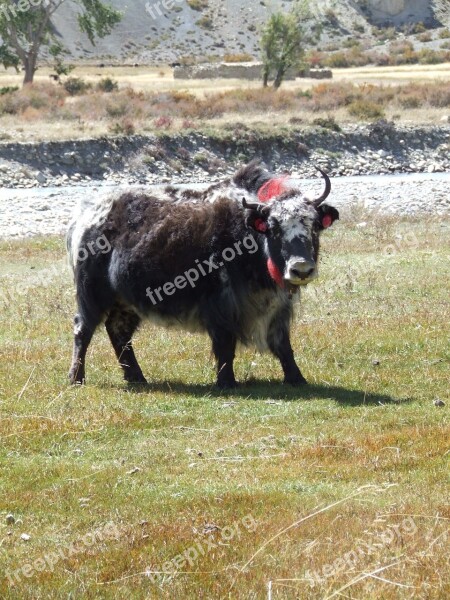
243 171 339 289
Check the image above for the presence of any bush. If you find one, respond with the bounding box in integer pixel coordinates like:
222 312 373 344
312 116 341 132
438 28 450 39
153 115 173 129
109 119 135 135
417 48 450 64
64 77 91 96
0 86 19 96
399 94 421 109
223 53 254 63
325 52 350 68
96 77 118 93
417 31 432 42
106 97 130 117
0 83 66 115
187 0 208 10
347 100 384 120
196 16 213 29
412 22 427 34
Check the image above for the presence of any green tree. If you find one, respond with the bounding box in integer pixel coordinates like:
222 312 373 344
261 1 311 89
0 0 122 85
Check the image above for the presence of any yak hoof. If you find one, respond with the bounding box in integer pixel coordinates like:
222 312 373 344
284 376 308 386
216 379 238 390
69 372 85 385
125 373 148 385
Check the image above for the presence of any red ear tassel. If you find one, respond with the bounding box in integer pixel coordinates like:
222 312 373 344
322 214 333 228
255 218 268 233
267 258 284 288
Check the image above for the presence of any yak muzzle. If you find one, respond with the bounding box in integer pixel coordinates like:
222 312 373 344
285 258 317 286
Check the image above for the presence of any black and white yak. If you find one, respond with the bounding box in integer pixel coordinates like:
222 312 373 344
67 161 339 388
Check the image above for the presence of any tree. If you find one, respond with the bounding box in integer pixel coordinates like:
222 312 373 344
261 1 311 89
0 1 122 85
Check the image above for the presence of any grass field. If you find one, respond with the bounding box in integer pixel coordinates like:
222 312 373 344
0 213 449 598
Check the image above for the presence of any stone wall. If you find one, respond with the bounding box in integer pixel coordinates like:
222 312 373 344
174 62 296 81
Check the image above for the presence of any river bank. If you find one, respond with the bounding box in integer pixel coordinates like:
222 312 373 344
0 123 449 191
0 172 449 239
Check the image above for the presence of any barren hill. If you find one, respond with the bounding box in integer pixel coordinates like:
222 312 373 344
51 0 448 63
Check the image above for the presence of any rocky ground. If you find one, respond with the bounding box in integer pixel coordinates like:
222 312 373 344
0 123 449 189
0 173 448 239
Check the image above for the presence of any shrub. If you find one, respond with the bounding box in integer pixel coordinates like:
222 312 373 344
0 83 66 115
438 28 450 39
347 100 384 120
417 48 450 64
412 22 426 34
64 77 91 96
109 119 135 135
96 77 118 93
417 32 432 42
312 116 341 132
375 27 397 41
187 0 208 10
342 38 361 49
325 52 350 68
399 94 421 109
0 86 19 95
106 97 130 117
223 53 254 63
196 16 213 29
153 115 173 129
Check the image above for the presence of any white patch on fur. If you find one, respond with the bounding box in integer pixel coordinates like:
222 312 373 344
281 219 309 242
241 287 289 351
67 188 119 270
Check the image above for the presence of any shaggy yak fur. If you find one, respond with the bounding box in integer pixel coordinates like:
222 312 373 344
67 161 339 388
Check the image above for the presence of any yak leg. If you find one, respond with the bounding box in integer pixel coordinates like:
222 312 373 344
69 313 99 385
105 305 147 384
267 322 307 385
210 328 237 389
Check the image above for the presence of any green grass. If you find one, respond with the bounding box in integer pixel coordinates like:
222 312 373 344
0 215 449 599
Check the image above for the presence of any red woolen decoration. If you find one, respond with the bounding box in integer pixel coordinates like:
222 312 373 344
267 258 284 288
322 214 333 228
258 177 289 202
254 218 268 232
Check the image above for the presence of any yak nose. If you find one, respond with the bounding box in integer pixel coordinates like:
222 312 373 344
287 259 316 282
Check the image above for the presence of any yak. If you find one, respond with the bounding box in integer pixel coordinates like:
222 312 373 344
67 161 339 388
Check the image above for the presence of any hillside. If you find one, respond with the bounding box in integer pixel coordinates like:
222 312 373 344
50 0 449 64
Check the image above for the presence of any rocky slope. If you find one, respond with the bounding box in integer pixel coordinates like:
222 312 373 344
50 0 448 64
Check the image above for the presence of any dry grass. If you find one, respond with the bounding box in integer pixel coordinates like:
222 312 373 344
0 68 450 142
0 215 448 599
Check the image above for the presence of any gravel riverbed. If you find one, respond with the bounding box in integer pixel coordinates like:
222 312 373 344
0 172 448 239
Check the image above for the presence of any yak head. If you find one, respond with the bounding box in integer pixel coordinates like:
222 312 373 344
242 169 339 290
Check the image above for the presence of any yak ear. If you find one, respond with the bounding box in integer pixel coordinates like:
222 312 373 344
242 197 271 234
245 212 270 234
317 204 339 230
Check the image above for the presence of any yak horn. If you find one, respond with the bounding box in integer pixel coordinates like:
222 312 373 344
242 197 267 211
312 168 331 207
